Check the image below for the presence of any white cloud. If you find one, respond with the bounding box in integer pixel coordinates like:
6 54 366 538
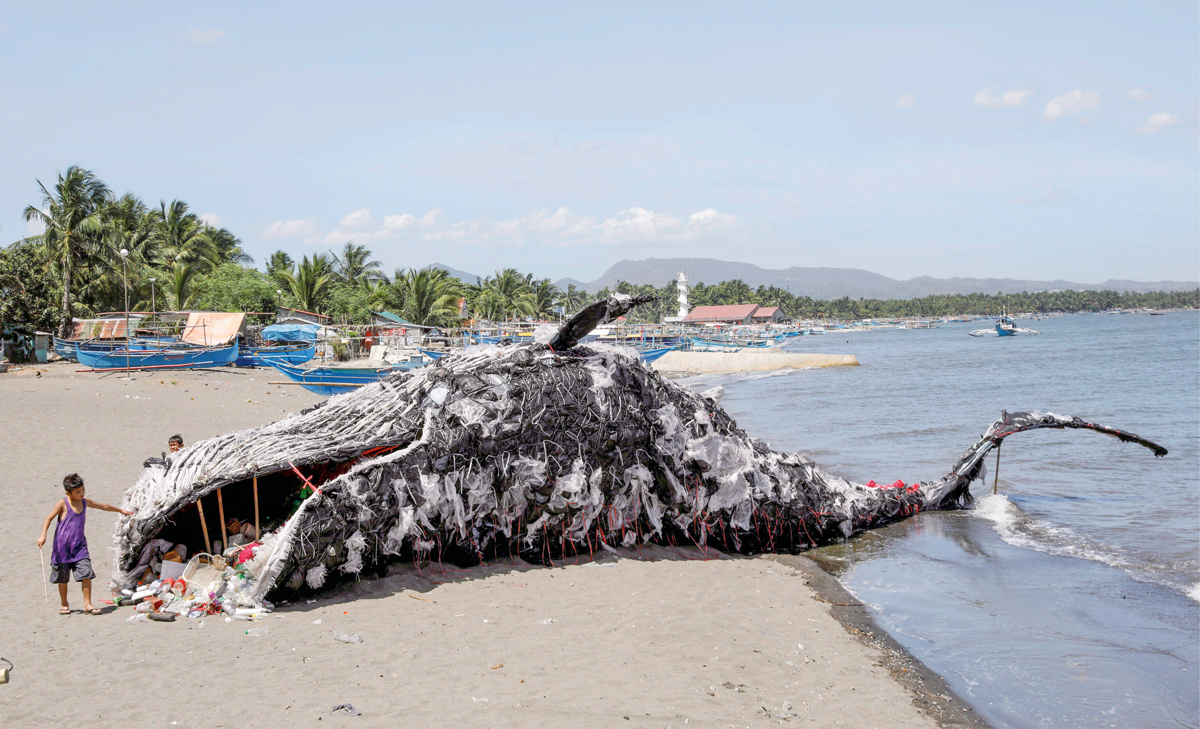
183 28 228 44
1126 88 1151 102
25 214 46 237
973 87 1034 110
895 93 917 109
199 212 221 228
1043 90 1101 120
1135 112 1181 137
420 209 444 227
263 218 318 239
422 206 737 246
508 137 558 157
338 208 372 231
323 208 416 245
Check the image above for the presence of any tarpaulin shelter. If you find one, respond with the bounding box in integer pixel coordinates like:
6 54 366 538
181 312 245 346
261 323 321 342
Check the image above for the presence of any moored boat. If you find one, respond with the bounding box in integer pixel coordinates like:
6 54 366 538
77 343 240 371
235 342 317 368
268 359 427 397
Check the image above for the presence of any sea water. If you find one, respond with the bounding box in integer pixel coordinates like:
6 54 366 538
683 311 1199 729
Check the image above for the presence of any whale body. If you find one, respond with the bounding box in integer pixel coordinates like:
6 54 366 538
111 296 1166 599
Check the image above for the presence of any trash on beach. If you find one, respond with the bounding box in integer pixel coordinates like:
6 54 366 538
0 657 13 684
331 704 362 716
331 629 363 643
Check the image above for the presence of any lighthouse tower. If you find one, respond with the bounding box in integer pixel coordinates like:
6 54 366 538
675 271 689 319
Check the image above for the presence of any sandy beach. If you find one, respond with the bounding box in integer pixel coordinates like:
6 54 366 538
1 363 980 728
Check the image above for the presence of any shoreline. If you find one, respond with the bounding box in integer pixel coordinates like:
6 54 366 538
2 362 983 727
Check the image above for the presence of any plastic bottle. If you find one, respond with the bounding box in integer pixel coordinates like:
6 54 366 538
330 629 363 644
135 602 153 614
245 627 269 636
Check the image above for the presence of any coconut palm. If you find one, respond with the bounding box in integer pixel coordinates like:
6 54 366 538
528 277 561 317
385 267 462 327
23 166 112 336
482 268 536 320
329 242 383 286
151 200 218 270
562 284 587 314
282 254 333 313
164 261 202 310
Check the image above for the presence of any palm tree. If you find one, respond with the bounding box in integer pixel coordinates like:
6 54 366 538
329 242 383 286
528 277 561 317
562 284 587 314
282 254 333 313
151 200 218 271
165 261 202 310
482 268 536 320
23 166 112 336
387 268 461 327
204 226 252 266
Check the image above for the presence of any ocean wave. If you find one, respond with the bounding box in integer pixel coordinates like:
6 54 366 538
974 494 1199 602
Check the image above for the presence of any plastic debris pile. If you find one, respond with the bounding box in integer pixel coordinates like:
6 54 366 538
111 295 1168 602
117 540 274 624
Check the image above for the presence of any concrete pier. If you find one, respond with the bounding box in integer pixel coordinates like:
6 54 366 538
651 350 859 375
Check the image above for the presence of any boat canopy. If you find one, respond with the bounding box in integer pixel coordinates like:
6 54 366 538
261 323 321 342
181 312 245 346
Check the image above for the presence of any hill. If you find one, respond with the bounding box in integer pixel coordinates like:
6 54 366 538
556 258 1198 300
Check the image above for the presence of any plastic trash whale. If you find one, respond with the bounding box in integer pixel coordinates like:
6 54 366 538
111 295 1167 600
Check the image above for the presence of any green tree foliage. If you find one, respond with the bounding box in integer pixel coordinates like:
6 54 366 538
281 254 333 314
385 268 463 327
0 240 62 332
194 263 279 317
330 242 384 286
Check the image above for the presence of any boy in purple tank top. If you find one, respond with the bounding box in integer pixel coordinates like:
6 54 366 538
37 474 133 615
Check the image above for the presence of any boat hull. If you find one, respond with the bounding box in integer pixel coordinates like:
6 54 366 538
236 343 317 368
77 343 239 371
269 360 423 397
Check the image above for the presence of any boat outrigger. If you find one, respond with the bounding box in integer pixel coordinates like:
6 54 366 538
970 314 1040 337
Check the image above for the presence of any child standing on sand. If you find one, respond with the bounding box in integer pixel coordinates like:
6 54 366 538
36 474 133 615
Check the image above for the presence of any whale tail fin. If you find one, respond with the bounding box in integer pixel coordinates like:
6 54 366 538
922 411 1167 509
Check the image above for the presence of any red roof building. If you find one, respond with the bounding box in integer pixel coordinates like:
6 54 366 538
682 304 760 324
751 306 788 323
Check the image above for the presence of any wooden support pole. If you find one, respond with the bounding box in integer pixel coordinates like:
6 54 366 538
253 476 261 540
196 498 211 554
993 442 1002 495
217 488 226 553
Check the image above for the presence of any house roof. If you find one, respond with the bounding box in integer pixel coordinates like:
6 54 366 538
277 306 329 320
683 304 760 322
371 311 436 329
753 306 780 318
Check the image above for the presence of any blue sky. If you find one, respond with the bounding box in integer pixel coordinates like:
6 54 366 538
2 2 1196 284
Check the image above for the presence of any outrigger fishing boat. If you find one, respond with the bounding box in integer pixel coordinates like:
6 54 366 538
235 342 317 368
969 315 1041 337
268 359 430 397
76 342 240 372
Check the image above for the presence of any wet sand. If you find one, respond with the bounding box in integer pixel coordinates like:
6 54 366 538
0 362 979 727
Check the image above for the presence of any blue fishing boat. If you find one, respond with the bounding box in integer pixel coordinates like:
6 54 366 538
76 339 129 354
77 342 240 371
53 338 81 362
635 346 676 364
268 359 426 397
236 343 317 368
969 315 1041 338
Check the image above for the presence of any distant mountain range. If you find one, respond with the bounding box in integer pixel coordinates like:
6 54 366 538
431 258 1197 300
428 263 484 286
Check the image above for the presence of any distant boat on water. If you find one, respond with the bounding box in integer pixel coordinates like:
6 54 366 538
969 315 1041 337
